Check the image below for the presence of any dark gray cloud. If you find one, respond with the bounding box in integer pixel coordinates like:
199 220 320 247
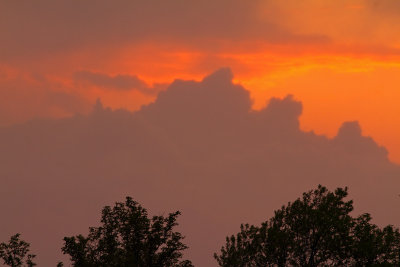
0 69 399 266
0 0 329 61
74 71 165 95
368 0 400 11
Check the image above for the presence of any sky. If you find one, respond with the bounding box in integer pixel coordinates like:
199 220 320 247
2 1 400 266
2 0 400 162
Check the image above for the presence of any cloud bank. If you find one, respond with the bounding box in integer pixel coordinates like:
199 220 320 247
0 70 90 126
0 69 399 266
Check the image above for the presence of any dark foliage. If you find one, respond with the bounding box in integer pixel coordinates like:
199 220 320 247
215 185 400 266
61 197 192 267
0 234 36 267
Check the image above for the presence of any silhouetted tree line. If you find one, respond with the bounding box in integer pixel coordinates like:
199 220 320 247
1 185 400 266
214 185 400 266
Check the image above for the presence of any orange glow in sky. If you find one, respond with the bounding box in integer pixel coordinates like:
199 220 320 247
76 43 400 163
2 42 400 162
4 2 400 266
2 0 400 162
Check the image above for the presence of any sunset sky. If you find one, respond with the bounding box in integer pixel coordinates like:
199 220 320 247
3 1 400 266
2 0 400 162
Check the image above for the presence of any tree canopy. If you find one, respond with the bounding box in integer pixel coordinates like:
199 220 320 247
0 234 36 267
2 186 400 266
214 185 400 266
61 196 193 267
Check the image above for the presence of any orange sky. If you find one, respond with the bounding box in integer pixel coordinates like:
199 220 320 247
122 45 400 163
2 0 400 161
4 2 400 266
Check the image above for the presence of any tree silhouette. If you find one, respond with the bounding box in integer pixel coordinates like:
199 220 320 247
0 234 36 267
215 185 400 266
61 196 193 267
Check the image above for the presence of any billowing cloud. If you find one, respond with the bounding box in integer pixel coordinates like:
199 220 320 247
0 69 399 266
2 0 400 159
